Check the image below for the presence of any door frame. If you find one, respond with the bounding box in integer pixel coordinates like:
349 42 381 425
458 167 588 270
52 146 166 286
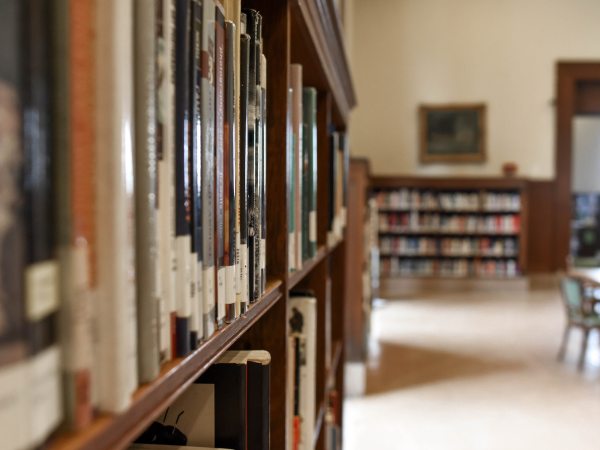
554 62 600 270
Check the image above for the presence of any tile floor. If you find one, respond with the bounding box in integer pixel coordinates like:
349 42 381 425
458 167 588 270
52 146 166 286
344 287 600 450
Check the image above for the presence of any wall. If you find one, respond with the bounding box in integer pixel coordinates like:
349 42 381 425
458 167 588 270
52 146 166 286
349 0 600 179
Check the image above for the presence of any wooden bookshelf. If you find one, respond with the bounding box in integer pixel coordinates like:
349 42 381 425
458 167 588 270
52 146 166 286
46 1 355 449
372 177 528 280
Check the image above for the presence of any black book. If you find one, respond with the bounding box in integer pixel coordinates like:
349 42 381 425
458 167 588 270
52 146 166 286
328 130 339 246
174 0 192 357
241 8 258 302
197 350 271 450
238 26 250 313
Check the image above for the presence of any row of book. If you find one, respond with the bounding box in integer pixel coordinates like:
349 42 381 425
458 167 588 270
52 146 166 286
381 257 519 278
288 66 318 270
0 0 269 447
376 189 520 212
133 293 329 450
134 350 271 450
378 213 521 234
380 237 518 257
286 64 348 272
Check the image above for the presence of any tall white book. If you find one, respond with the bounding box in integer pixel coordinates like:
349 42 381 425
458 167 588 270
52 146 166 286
157 0 177 361
288 295 316 450
95 0 138 412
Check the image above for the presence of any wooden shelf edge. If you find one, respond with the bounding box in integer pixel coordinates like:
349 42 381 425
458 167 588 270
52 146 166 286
292 0 356 122
371 176 528 190
50 280 284 450
379 275 525 281
288 246 328 289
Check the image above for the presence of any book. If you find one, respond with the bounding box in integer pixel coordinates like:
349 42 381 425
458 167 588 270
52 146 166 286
190 0 204 348
198 350 271 450
290 64 303 270
174 0 192 356
156 0 177 361
95 0 138 412
134 0 161 383
243 8 258 303
22 0 63 445
215 1 226 327
224 0 242 318
259 52 267 294
53 0 95 430
287 83 295 272
224 20 237 323
238 25 250 313
132 446 233 450
201 0 216 339
288 294 317 450
302 87 317 261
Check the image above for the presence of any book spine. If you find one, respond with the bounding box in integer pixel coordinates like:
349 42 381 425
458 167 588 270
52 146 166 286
134 0 160 384
201 0 216 339
243 8 258 303
238 29 250 313
248 360 270 450
95 0 138 412
56 0 96 429
157 0 177 361
0 4 34 448
287 84 295 272
303 87 317 259
328 132 338 247
290 64 303 269
190 0 204 346
174 0 192 356
22 0 64 443
225 20 237 323
260 52 267 294
252 15 263 300
226 1 242 319
215 1 226 326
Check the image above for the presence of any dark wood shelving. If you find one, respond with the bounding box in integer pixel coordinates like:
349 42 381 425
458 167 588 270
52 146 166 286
288 246 328 289
50 280 284 450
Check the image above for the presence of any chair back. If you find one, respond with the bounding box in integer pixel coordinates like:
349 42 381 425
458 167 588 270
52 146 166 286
560 277 586 318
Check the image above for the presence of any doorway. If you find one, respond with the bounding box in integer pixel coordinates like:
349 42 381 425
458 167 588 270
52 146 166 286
555 63 600 269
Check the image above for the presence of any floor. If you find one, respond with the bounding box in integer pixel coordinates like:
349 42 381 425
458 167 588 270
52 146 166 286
343 287 600 450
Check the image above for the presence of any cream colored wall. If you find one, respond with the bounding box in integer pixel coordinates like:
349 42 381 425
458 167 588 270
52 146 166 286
349 0 600 179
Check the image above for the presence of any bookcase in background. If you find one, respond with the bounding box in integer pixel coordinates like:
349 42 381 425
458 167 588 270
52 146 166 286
46 0 355 449
372 177 528 286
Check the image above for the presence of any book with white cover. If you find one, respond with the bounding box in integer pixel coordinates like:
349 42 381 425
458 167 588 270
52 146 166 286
156 0 177 361
95 0 138 412
134 0 160 383
288 295 316 450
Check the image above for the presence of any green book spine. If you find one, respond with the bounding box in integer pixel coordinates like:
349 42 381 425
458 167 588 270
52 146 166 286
303 87 317 259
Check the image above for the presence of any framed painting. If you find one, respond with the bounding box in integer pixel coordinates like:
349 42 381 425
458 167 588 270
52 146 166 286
419 103 486 163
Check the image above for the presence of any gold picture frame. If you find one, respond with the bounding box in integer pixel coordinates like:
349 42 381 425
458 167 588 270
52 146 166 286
419 103 486 164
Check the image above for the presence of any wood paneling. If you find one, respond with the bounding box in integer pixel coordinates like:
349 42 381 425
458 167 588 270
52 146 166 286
345 158 370 362
526 180 556 273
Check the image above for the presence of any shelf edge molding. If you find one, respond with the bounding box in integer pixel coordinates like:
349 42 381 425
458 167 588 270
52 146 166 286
50 280 284 450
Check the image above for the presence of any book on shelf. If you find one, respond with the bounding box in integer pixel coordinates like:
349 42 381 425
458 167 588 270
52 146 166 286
288 294 317 450
157 0 177 363
132 445 233 450
135 350 270 450
302 87 318 262
327 131 348 247
0 0 272 444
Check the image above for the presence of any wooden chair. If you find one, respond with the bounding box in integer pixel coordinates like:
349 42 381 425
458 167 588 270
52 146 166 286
557 276 600 370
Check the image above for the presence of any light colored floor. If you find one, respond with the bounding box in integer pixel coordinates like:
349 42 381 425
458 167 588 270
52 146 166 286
344 288 600 450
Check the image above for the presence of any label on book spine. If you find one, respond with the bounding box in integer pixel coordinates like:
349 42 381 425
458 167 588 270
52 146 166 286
175 236 192 316
24 261 59 321
202 267 215 338
240 243 248 310
217 267 226 324
309 211 317 244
